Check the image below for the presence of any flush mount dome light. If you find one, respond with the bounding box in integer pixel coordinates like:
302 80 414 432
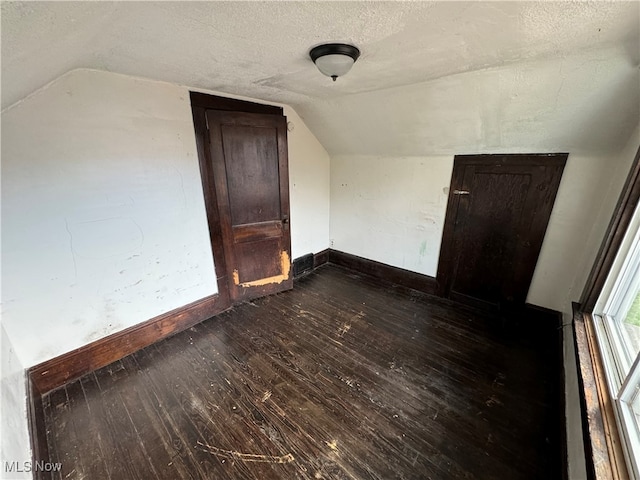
309 43 360 81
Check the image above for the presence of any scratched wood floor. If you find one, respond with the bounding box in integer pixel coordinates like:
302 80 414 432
43 264 561 479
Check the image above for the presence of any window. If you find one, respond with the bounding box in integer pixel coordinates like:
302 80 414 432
593 202 640 479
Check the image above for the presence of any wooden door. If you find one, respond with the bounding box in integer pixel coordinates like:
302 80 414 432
206 110 292 302
436 154 567 310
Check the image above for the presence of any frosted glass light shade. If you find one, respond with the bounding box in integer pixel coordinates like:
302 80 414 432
309 43 360 81
314 54 356 79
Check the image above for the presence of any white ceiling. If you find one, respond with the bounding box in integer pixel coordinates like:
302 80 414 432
2 1 639 156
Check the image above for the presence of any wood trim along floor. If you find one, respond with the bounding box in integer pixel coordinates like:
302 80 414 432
326 249 563 327
28 293 228 396
292 250 330 278
313 248 329 269
27 292 230 472
328 249 437 295
27 373 49 477
27 250 372 395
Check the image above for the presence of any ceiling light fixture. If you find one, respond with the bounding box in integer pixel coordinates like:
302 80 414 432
309 43 360 82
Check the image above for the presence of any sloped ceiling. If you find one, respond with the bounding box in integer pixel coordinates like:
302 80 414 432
2 1 639 156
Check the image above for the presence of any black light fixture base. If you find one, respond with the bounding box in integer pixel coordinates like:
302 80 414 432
309 43 361 63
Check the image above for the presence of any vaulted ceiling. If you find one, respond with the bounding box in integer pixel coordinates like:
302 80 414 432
2 1 639 156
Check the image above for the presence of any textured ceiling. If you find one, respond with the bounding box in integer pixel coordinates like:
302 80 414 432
2 1 639 156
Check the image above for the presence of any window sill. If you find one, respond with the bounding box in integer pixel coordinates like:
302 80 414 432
574 308 630 480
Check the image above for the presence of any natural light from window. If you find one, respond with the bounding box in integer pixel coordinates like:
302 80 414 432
624 290 640 355
594 203 640 479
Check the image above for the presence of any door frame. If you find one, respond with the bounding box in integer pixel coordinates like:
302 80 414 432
190 92 285 309
436 153 568 307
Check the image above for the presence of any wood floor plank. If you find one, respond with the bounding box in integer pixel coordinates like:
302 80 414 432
63 378 111 479
201 298 504 478
45 387 76 480
42 264 561 479
91 363 160 480
132 344 225 479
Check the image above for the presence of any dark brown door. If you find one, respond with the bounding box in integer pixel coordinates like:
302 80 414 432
436 154 567 310
206 110 292 302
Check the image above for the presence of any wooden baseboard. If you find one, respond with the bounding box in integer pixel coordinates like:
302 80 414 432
328 249 437 295
28 292 229 396
293 249 330 278
26 374 49 478
26 288 231 477
314 249 329 268
27 291 230 474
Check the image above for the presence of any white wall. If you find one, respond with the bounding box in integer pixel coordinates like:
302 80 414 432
284 107 331 259
528 154 620 311
581 125 640 312
2 69 218 368
330 151 633 313
531 127 639 313
330 155 453 276
0 325 31 480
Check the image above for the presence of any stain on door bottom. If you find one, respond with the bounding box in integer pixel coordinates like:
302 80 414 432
233 251 291 288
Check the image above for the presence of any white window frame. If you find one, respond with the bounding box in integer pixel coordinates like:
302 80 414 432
593 201 640 479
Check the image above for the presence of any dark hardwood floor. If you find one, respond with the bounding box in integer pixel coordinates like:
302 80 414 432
43 264 561 479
